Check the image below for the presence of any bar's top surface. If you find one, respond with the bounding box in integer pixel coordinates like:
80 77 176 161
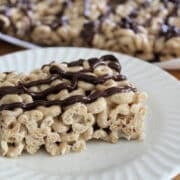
0 54 136 111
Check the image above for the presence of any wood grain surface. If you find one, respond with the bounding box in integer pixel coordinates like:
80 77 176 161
0 40 179 179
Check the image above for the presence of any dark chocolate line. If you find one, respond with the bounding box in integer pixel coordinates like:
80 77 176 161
0 55 129 111
80 21 97 46
49 66 125 83
0 55 124 99
41 61 55 70
56 1 70 17
160 23 180 40
2 0 180 40
65 59 84 67
41 55 121 72
0 73 126 99
0 86 136 111
31 55 121 87
24 74 60 88
66 55 121 72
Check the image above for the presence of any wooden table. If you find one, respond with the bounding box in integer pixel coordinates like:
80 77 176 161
0 40 179 179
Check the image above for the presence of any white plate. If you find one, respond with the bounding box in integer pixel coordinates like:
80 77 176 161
0 47 179 180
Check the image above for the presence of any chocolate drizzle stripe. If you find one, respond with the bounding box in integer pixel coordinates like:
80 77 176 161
0 55 124 99
66 59 85 67
1 0 180 41
24 74 60 88
63 55 121 72
41 55 120 71
0 55 132 111
24 55 122 88
41 54 121 73
49 66 126 83
0 86 136 111
0 74 126 99
41 61 55 70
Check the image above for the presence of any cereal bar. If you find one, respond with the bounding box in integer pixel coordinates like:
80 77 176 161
0 0 180 62
0 55 147 157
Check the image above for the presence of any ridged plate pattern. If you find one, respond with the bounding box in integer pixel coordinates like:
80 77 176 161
0 47 179 180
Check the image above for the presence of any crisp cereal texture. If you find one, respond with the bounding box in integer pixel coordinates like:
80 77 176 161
0 55 147 158
0 0 179 62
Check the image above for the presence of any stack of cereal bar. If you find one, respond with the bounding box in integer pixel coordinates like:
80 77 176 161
0 0 179 62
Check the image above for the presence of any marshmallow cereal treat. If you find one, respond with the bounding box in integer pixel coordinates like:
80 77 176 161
0 0 179 62
0 55 147 157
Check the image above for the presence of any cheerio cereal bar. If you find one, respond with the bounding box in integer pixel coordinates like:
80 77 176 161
0 55 147 157
0 0 179 62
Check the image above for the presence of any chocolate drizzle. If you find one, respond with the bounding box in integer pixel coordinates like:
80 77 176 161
67 55 122 72
160 24 180 40
120 17 139 33
51 16 69 30
0 86 135 111
0 55 135 111
80 21 97 45
50 1 71 29
0 73 126 99
56 0 72 17
49 66 126 84
0 19 5 31
1 0 180 42
159 0 180 39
